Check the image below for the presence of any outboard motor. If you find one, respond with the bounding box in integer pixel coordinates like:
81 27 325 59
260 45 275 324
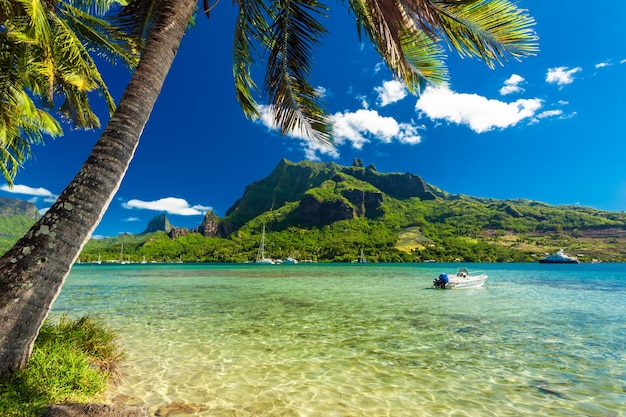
434 273 449 289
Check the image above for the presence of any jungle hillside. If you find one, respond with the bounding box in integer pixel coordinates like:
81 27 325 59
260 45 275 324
3 159 626 263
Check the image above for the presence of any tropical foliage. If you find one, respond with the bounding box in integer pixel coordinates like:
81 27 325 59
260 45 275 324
76 206 626 264
0 0 139 184
0 315 121 417
73 160 626 263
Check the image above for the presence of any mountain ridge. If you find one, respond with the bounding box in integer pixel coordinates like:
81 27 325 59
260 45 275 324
3 160 626 262
96 158 626 263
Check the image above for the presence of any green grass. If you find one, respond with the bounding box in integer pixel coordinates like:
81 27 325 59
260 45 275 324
0 316 123 417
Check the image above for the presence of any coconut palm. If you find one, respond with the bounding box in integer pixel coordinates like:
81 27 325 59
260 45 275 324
0 0 139 184
0 0 537 374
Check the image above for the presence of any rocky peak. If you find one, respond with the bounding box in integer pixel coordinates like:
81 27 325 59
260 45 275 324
142 214 172 234
0 197 40 220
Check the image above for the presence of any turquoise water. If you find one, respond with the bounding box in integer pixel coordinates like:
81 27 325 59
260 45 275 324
54 263 625 416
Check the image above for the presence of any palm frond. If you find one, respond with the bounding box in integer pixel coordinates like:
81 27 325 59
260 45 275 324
0 86 61 186
348 0 407 76
59 3 141 69
347 0 448 94
66 0 128 16
400 28 448 92
49 15 115 125
0 0 141 183
17 0 51 44
111 0 160 41
264 0 331 146
232 0 271 120
414 0 538 67
0 138 29 186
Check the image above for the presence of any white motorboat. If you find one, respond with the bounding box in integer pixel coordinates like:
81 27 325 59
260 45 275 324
538 249 580 264
433 267 488 289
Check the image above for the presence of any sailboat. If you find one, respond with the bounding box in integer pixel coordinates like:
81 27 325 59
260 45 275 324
359 249 367 263
255 225 275 264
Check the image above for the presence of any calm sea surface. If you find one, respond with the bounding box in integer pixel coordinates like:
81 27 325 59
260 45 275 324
53 263 625 416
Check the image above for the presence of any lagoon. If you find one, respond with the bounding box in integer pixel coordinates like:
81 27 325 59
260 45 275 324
53 263 626 416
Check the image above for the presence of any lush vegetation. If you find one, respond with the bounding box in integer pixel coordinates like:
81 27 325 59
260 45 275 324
0 215 33 253
77 196 626 264
5 160 626 264
0 316 122 417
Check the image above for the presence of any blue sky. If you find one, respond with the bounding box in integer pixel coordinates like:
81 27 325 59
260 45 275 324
2 1 626 237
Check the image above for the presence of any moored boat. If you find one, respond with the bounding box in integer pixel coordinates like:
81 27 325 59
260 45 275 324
255 225 275 264
433 267 488 289
538 249 580 264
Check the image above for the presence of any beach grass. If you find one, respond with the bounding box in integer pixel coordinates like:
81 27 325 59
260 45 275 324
0 315 122 417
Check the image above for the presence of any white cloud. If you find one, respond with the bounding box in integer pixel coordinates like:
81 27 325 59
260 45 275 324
330 109 422 148
1 184 55 198
546 66 582 86
302 140 340 161
1 184 57 206
536 109 563 119
499 74 525 95
357 95 370 110
316 86 328 98
122 197 210 216
257 105 340 160
375 80 407 106
595 61 611 69
415 85 543 133
124 217 141 222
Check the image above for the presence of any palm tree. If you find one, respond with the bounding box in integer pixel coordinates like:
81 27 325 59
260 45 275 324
0 0 537 374
0 0 139 184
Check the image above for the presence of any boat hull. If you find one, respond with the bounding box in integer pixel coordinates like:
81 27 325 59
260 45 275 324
445 275 488 289
433 270 488 289
538 259 579 264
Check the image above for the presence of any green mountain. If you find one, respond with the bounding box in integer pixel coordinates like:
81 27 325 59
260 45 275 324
79 159 626 263
0 197 40 253
219 158 446 234
0 196 40 219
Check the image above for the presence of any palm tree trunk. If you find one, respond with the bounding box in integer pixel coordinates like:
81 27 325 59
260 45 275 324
0 0 197 375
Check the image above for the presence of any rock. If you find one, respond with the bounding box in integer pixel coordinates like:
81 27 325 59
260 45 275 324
298 194 354 226
168 226 189 239
42 403 149 417
197 210 220 237
154 401 206 416
341 189 384 218
0 196 40 219
142 214 172 234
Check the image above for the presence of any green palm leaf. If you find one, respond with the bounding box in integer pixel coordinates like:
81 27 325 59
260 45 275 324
264 0 331 145
417 0 538 67
233 0 271 120
0 0 141 184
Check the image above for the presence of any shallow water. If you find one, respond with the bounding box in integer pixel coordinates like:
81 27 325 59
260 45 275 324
54 263 626 416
